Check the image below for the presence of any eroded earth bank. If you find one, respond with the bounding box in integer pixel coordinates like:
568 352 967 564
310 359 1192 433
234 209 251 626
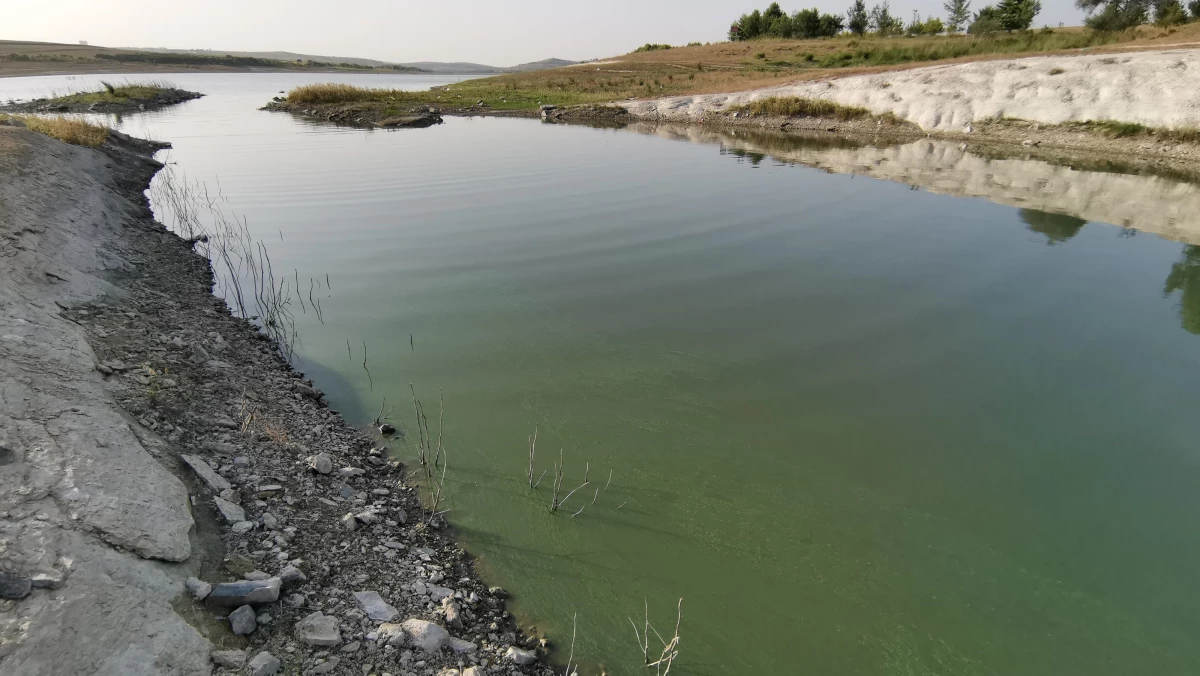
0 125 546 675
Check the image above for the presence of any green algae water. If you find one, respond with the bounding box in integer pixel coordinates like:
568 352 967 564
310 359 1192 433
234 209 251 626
7 72 1200 675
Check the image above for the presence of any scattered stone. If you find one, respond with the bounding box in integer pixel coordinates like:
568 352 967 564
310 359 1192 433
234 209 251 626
231 520 255 535
488 586 508 598
341 641 361 653
284 593 306 608
211 649 246 668
309 657 340 674
402 619 449 653
505 646 537 665
206 577 282 607
308 453 333 474
295 611 341 646
340 513 358 531
257 484 283 497
247 651 281 676
442 601 463 629
181 454 233 493
379 423 395 435
262 512 278 529
280 565 307 587
383 541 405 550
185 577 212 600
0 574 32 600
245 571 271 581
213 495 246 522
462 668 485 676
229 604 257 635
447 637 476 654
377 623 405 646
427 584 453 602
353 590 399 622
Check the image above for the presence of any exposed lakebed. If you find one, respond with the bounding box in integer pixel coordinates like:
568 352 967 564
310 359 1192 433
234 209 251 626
6 72 1200 675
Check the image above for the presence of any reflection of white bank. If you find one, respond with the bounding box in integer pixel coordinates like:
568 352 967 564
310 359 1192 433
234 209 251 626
631 123 1200 245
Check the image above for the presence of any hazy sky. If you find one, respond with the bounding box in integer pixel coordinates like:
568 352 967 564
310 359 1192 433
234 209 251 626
10 1 1088 66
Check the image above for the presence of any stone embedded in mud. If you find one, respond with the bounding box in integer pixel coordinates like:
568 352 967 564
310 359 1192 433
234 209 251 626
402 618 449 653
213 495 245 522
247 651 280 676
294 611 341 646
308 453 333 474
0 574 32 600
30 570 65 589
229 604 257 635
211 649 246 668
206 577 282 607
353 590 399 622
185 576 212 600
505 646 537 665
379 423 396 435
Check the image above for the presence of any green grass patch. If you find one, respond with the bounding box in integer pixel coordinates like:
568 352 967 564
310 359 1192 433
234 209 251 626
49 79 180 105
1070 119 1200 143
733 96 873 121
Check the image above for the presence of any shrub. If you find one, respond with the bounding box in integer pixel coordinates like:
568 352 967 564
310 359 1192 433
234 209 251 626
9 115 110 147
634 43 673 52
1156 0 1189 25
734 96 873 120
1081 0 1150 31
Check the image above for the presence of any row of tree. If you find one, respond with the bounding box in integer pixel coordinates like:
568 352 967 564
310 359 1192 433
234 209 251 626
731 0 1200 40
1079 0 1200 30
730 1 1042 40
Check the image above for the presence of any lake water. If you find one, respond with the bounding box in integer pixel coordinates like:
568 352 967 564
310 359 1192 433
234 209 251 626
6 72 1200 675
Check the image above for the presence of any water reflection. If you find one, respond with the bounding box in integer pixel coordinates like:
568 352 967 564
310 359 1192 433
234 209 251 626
1019 209 1088 245
622 123 1200 247
1165 246 1200 334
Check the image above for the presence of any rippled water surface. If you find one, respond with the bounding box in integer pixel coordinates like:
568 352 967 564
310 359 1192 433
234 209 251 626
6 72 1200 675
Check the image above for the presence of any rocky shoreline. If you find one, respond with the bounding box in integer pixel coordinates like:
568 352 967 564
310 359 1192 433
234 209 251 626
0 125 546 674
1 87 203 114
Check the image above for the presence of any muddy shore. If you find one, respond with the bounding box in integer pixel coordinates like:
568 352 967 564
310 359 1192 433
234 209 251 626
0 124 547 675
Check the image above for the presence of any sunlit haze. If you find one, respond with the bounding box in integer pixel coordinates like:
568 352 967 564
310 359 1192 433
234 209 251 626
8 0 1089 66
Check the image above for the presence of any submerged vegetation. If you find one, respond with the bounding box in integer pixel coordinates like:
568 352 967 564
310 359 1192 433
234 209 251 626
1 114 109 147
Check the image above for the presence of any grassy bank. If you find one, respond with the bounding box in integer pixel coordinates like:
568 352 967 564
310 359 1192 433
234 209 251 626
276 23 1200 115
47 80 182 106
0 114 109 147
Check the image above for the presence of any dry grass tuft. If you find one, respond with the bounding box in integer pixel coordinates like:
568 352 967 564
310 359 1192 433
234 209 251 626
2 114 109 147
286 83 380 105
734 96 873 121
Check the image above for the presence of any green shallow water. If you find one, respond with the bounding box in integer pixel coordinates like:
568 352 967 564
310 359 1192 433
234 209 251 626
8 72 1200 675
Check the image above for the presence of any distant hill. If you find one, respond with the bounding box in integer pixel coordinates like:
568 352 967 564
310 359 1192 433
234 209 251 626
131 48 578 74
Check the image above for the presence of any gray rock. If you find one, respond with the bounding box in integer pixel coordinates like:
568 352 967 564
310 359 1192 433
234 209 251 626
247 651 281 676
308 453 333 474
443 601 463 629
353 590 398 622
213 496 245 522
341 640 361 653
180 454 232 492
280 565 306 587
244 571 271 581
30 570 65 589
340 513 358 531
231 520 255 535
427 584 453 602
379 423 396 435
185 577 212 600
0 574 32 600
211 649 246 668
402 618 449 653
505 646 537 665
462 668 485 676
295 611 341 646
309 657 340 674
448 637 476 654
229 604 257 635
261 512 278 529
284 592 306 608
384 541 406 550
377 622 406 645
206 577 282 607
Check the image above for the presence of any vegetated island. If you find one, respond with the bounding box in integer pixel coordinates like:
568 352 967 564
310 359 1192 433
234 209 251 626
263 6 1200 175
0 113 549 675
1 80 203 114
